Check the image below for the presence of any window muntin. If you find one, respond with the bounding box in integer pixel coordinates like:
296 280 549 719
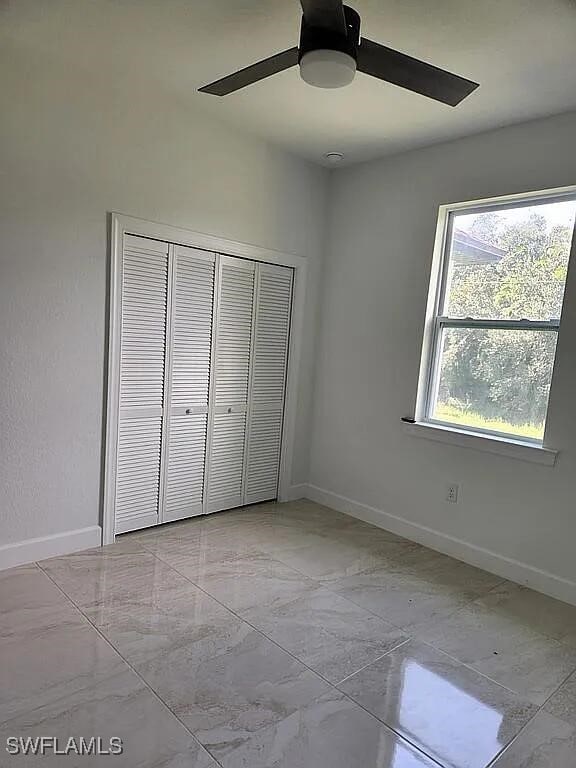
426 194 576 443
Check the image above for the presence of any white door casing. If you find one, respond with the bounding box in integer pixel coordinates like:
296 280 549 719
104 214 307 544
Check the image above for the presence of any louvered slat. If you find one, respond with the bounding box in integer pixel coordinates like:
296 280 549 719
207 413 246 509
206 256 255 512
244 264 293 505
115 235 168 533
163 246 215 523
213 259 255 409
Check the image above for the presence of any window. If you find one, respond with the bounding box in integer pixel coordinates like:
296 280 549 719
420 191 576 444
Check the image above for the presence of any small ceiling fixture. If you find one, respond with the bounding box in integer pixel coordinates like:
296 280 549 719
199 0 479 106
324 151 344 164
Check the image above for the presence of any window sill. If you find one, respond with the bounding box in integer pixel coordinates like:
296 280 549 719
403 420 558 466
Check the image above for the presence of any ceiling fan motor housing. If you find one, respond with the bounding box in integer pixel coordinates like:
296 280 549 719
199 1 478 105
298 5 361 63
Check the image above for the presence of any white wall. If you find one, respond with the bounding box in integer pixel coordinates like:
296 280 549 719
310 111 576 598
0 38 327 551
4 23 576 597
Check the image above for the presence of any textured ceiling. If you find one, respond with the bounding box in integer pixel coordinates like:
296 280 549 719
3 0 576 165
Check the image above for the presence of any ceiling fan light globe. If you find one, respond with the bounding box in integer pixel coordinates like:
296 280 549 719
299 49 356 89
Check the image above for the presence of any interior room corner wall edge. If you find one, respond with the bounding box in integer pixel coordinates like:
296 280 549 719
0 43 329 558
309 108 576 597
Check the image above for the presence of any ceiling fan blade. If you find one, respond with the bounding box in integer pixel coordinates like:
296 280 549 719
299 0 346 35
357 38 479 106
199 47 299 96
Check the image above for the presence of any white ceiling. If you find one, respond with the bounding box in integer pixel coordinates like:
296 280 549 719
4 0 576 165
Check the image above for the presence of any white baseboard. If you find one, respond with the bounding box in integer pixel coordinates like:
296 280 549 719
285 484 308 502
0 526 102 571
303 484 576 608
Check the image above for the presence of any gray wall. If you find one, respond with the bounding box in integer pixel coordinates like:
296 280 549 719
0 39 327 547
311 111 576 587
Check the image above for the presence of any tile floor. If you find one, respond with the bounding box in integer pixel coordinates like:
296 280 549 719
2 500 576 766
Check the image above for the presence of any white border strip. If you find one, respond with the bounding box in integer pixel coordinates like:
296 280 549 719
299 484 576 607
403 421 557 465
0 527 102 571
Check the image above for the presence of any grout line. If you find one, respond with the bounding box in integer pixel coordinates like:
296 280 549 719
485 660 576 767
36 562 225 768
332 638 412 687
405 637 543 701
134 523 576 765
109 519 576 706
407 613 576 704
33 505 576 768
132 519 560 706
136 542 447 768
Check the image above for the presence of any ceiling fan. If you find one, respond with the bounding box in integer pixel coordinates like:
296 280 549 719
199 0 479 106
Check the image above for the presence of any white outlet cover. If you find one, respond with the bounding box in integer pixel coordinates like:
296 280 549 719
446 484 459 503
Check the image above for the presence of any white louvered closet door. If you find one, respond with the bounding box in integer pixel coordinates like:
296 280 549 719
161 246 215 523
115 235 168 534
205 256 255 513
244 263 293 504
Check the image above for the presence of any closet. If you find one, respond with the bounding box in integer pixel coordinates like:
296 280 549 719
112 234 293 535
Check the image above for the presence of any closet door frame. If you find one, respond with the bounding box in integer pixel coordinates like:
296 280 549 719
103 213 307 545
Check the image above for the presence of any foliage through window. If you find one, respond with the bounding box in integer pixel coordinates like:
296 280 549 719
425 194 576 443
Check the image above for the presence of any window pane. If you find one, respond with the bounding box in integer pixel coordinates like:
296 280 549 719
443 200 576 320
431 327 558 441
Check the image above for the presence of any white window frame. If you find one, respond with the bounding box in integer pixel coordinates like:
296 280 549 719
409 185 576 465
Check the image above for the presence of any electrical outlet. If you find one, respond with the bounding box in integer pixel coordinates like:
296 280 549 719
446 483 459 503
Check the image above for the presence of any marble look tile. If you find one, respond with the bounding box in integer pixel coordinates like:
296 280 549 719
328 552 502 632
470 581 576 648
142 537 266 581
196 502 369 553
246 525 334 554
245 587 408 684
330 528 418 553
491 711 576 768
170 552 318 614
339 639 537 768
130 505 295 546
268 534 421 582
191 505 344 553
420 599 576 704
0 668 216 767
0 618 126 725
85 566 238 667
544 670 576 726
0 564 80 640
277 501 404 543
133 518 263 558
135 621 330 758
220 689 439 768
270 500 354 528
273 504 422 554
38 539 162 608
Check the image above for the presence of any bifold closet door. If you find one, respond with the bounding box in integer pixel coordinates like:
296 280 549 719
114 235 168 534
244 263 293 504
112 240 293 533
205 256 255 513
161 245 215 523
